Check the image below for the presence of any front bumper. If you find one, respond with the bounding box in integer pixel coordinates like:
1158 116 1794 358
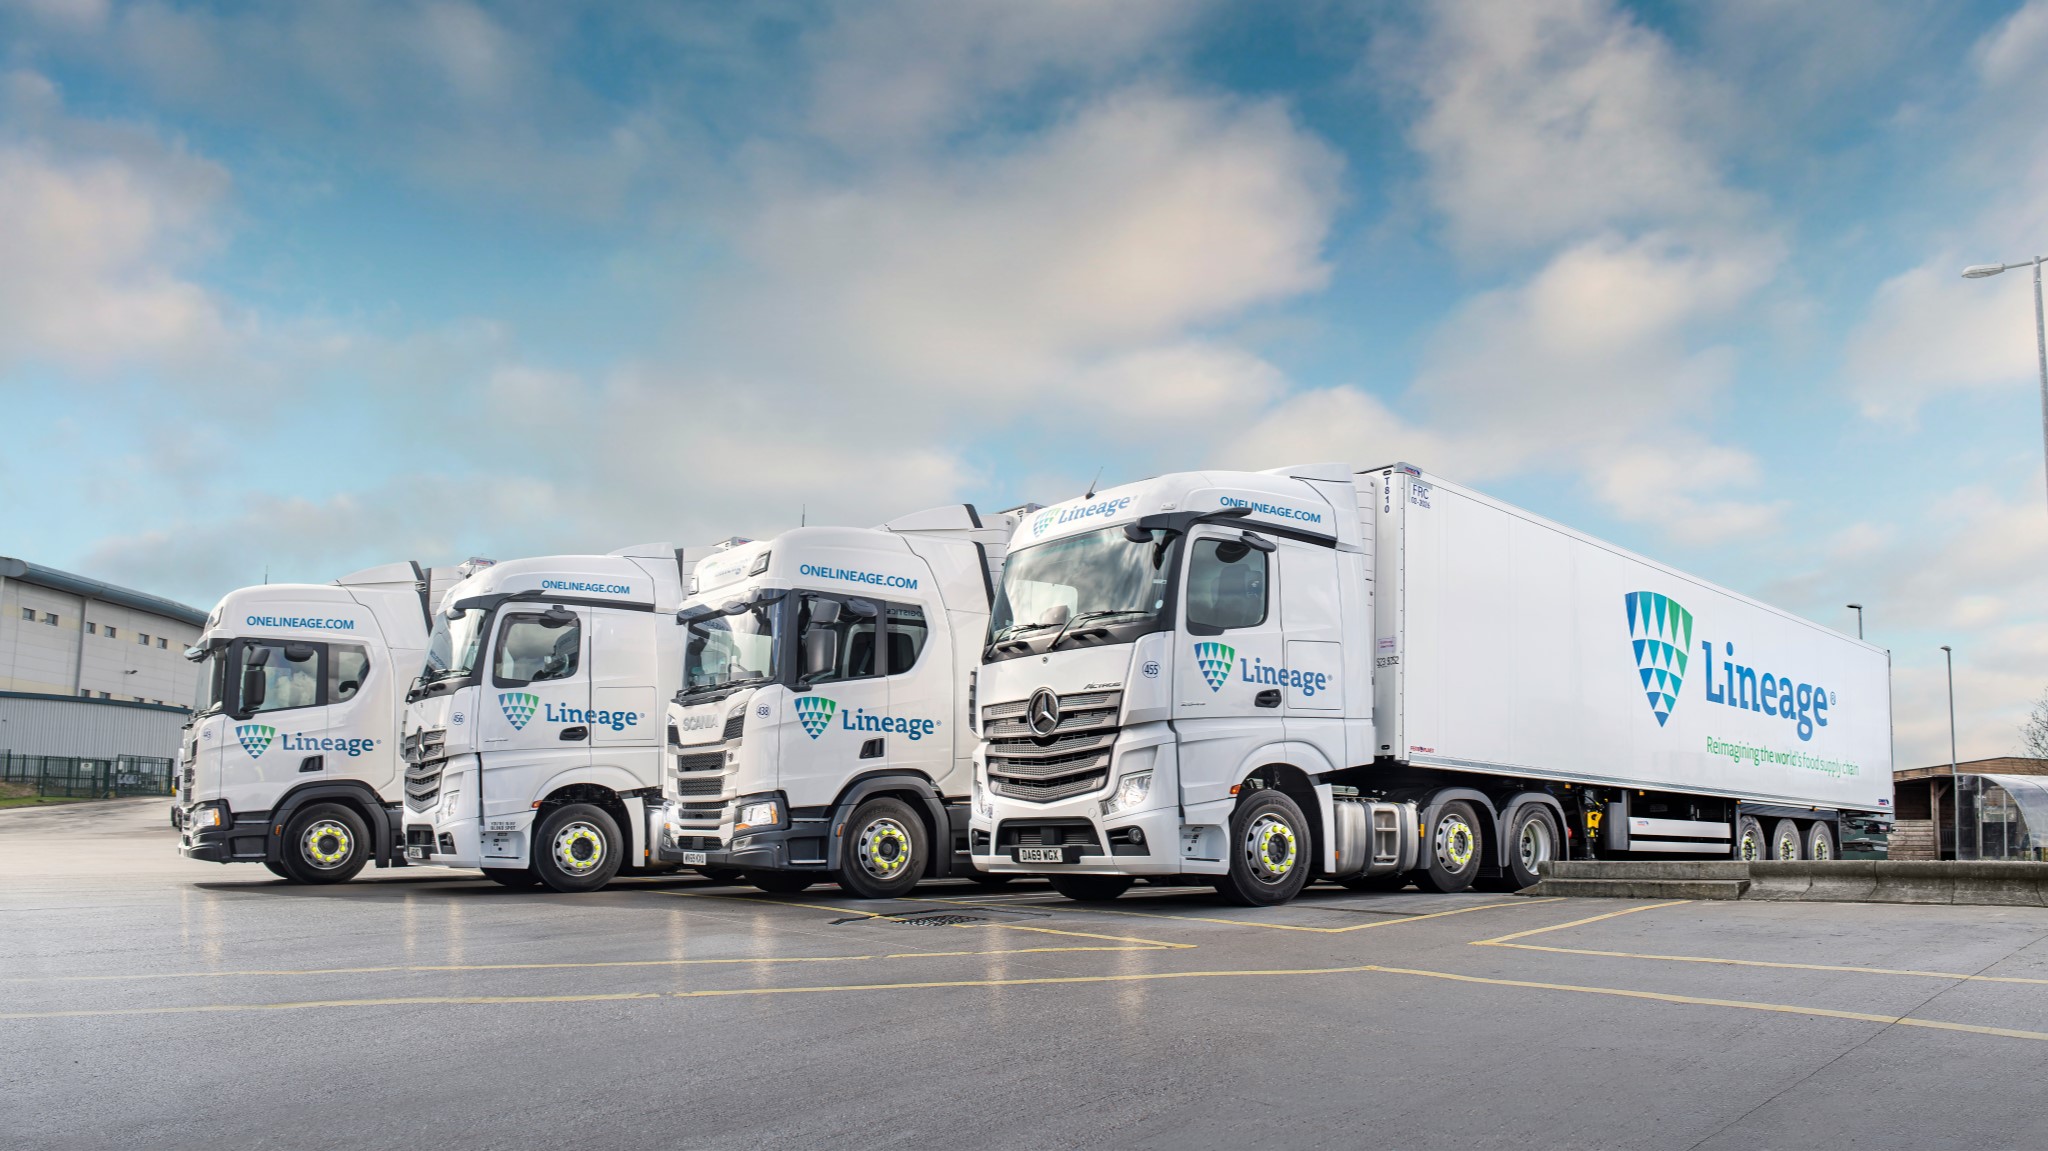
179 806 272 864
971 801 1183 876
654 801 828 871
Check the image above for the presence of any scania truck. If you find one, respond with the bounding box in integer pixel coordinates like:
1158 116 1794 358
653 505 1019 898
398 543 735 893
972 464 1893 904
178 562 434 883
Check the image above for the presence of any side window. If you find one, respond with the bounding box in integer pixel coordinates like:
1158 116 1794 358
884 603 929 674
1185 537 1268 633
330 645 371 703
796 593 880 686
493 614 582 686
239 640 323 714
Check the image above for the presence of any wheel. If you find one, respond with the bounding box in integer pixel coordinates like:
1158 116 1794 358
1213 788 1313 906
279 803 371 884
483 867 540 888
1339 873 1411 892
1421 800 1485 893
1770 818 1803 861
262 859 297 881
745 870 816 894
1805 820 1835 861
1050 875 1133 901
833 797 927 899
532 803 624 893
1502 805 1559 890
698 866 746 884
1734 815 1767 862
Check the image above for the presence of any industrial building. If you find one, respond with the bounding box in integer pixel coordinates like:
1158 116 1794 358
0 556 208 761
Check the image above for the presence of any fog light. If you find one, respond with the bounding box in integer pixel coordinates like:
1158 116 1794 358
1129 827 1144 845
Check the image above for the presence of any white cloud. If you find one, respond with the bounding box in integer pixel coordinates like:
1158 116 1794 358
1844 256 2043 421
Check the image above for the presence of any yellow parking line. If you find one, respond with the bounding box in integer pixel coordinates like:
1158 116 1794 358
0 945 1159 984
658 889 1194 949
1468 900 1688 945
1482 942 2048 987
1024 897 1561 934
13 959 2048 1044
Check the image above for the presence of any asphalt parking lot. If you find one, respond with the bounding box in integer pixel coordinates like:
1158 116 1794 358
6 799 2048 1150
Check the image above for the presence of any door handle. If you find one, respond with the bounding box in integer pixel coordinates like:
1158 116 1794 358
560 726 589 742
298 755 323 773
859 737 885 759
1254 689 1282 708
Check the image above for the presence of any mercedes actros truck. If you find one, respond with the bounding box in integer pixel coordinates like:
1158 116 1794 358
398 542 738 893
972 464 1893 905
177 562 435 883
653 505 1020 898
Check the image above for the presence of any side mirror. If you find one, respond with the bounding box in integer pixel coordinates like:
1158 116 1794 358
284 643 317 663
804 629 839 678
810 599 842 626
240 668 267 712
1039 603 1072 628
1122 524 1152 543
540 606 576 629
1240 531 1276 554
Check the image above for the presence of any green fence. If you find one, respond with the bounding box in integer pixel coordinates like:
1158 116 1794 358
0 752 176 798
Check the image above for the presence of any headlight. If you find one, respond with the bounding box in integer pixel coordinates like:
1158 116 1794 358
735 800 780 830
973 777 989 818
190 804 224 829
1101 771 1152 817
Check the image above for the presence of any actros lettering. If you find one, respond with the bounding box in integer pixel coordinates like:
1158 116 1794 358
540 580 632 595
1239 655 1331 696
797 564 918 590
278 733 377 756
1700 640 1831 741
245 615 355 630
543 703 641 732
840 707 937 741
1218 495 1324 524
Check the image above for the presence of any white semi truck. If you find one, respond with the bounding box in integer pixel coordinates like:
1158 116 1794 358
177 563 434 883
397 543 750 893
653 505 1018 898
972 464 1893 905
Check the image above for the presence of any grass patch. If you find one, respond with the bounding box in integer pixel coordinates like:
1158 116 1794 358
0 795 86 808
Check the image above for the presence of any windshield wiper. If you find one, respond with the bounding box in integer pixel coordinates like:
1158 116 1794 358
1048 608 1152 651
678 674 771 701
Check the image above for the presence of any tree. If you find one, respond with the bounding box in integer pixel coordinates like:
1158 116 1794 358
2022 687 2048 760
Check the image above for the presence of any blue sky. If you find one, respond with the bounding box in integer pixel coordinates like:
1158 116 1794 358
3 0 2047 765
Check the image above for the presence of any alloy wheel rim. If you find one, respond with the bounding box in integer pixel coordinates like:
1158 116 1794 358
1436 815 1476 872
553 822 605 874
1519 818 1551 872
302 820 352 868
1243 814 1298 883
858 818 914 880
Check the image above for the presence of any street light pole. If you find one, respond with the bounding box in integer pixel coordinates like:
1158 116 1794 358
1941 644 1959 861
1961 255 2048 513
1846 603 1863 640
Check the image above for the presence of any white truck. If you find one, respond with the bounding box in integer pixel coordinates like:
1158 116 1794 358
177 563 434 883
972 463 1893 904
653 505 1018 898
398 543 737 893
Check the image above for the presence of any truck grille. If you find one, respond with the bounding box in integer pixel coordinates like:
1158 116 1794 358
723 711 746 741
405 759 446 811
675 752 723 774
674 776 724 797
402 728 446 765
983 690 1119 804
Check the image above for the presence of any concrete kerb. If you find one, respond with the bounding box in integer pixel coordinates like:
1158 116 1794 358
1529 860 2048 906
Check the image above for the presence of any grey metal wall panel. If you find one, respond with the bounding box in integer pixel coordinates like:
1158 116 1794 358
0 695 190 759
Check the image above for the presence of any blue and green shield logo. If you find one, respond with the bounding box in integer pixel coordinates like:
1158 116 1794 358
1032 509 1057 536
1193 642 1235 692
794 695 836 739
1625 591 1691 727
498 692 540 731
234 724 276 758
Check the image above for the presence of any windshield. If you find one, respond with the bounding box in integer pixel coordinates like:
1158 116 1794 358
422 607 490 683
682 596 783 696
989 527 1179 643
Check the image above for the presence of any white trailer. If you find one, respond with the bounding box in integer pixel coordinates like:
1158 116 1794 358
177 562 433 883
973 463 1891 904
654 505 1020 898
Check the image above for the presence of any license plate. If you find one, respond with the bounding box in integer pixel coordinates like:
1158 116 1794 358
405 847 426 861
1014 846 1069 864
681 850 708 866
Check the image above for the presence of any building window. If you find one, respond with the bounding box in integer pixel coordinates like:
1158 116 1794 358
157 637 167 649
19 607 31 621
79 688 91 698
98 691 111 699
85 622 97 635
44 612 58 626
138 632 149 645
104 625 115 638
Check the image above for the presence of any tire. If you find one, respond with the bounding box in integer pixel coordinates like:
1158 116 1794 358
745 870 816 894
1770 818 1803 861
1502 805 1559 890
532 803 624 893
1339 873 1411 892
262 859 297 881
279 802 371 884
1213 788 1313 906
1734 815 1767 862
1421 800 1485 894
698 866 747 884
1805 820 1835 861
833 797 927 899
483 867 540 888
1050 875 1133 901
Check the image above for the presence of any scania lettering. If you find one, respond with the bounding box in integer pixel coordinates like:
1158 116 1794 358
974 465 1892 904
177 562 438 883
399 542 740 893
655 504 1026 899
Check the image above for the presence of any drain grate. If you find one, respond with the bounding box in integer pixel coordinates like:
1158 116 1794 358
832 911 988 927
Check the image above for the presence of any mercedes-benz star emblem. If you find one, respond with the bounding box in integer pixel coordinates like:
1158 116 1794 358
1026 688 1061 738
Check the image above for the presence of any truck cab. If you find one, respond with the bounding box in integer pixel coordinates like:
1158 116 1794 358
655 505 1016 898
178 562 432 883
399 544 697 893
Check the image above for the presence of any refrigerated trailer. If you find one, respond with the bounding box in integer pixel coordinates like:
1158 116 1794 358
972 463 1892 904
